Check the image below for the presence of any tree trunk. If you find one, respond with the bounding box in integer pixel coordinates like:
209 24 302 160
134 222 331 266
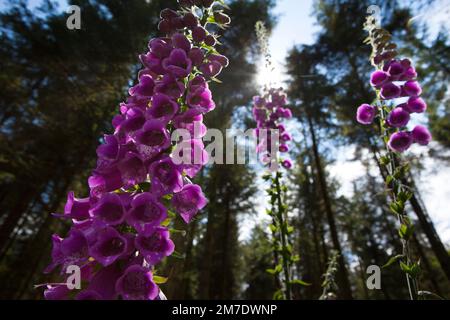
306 114 353 299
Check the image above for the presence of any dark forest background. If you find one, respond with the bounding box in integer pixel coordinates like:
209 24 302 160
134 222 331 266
0 0 449 299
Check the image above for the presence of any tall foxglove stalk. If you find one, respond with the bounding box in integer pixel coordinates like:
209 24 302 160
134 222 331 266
357 16 432 300
40 0 230 300
253 22 303 300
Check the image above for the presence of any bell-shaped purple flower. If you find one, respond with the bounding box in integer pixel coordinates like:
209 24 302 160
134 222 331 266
402 80 422 97
136 120 171 159
135 226 175 265
115 265 158 300
172 33 191 52
189 48 205 66
370 70 389 88
148 38 172 59
148 93 179 123
118 152 147 188
186 86 215 113
62 192 91 221
407 97 427 113
380 82 401 100
126 193 167 233
129 74 155 98
154 74 186 99
173 109 207 138
387 107 410 128
90 227 128 267
162 48 192 78
121 108 146 134
199 61 223 78
89 192 125 226
279 144 289 153
356 104 376 125
149 155 183 196
281 132 292 142
172 184 207 223
282 159 293 169
172 139 209 178
97 135 119 161
387 61 405 80
388 131 413 153
412 125 432 146
140 52 165 75
88 168 123 197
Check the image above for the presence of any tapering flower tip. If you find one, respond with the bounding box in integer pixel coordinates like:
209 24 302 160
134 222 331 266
402 80 422 97
129 74 155 97
388 131 413 153
89 227 128 267
387 107 410 128
162 48 192 78
412 125 432 146
187 86 215 113
154 74 185 99
135 227 175 265
172 184 207 223
370 70 389 87
380 82 401 100
115 265 158 300
387 61 405 80
279 144 289 153
407 97 427 114
89 192 125 226
356 104 376 125
149 156 183 196
281 132 292 142
192 26 207 43
148 93 180 123
63 191 90 221
282 159 293 169
126 193 167 233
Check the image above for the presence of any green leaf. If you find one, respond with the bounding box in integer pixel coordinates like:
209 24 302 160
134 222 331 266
290 279 311 286
153 276 168 284
382 254 404 268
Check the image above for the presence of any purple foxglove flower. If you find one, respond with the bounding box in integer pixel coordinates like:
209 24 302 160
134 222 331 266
44 285 70 300
188 75 208 91
84 264 122 300
380 82 401 100
89 192 125 226
412 125 432 145
162 48 192 78
183 12 198 29
172 184 207 223
253 107 267 123
172 139 209 178
387 61 405 80
149 155 183 196
199 61 223 78
407 97 427 113
129 74 155 97
90 227 128 267
356 104 376 125
136 120 171 158
135 227 175 265
388 131 413 153
121 108 146 134
402 80 422 97
253 96 265 108
189 48 204 66
147 93 179 123
148 38 172 59
115 265 158 300
172 33 191 52
279 144 289 153
370 70 389 87
402 66 417 81
387 107 410 128
186 87 215 113
192 26 207 43
277 124 286 133
126 193 167 233
118 152 147 188
140 52 165 75
173 109 207 138
281 132 292 142
97 135 119 161
208 53 229 68
281 108 293 118
154 74 186 99
45 229 89 273
88 168 123 197
62 191 90 221
282 159 293 169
